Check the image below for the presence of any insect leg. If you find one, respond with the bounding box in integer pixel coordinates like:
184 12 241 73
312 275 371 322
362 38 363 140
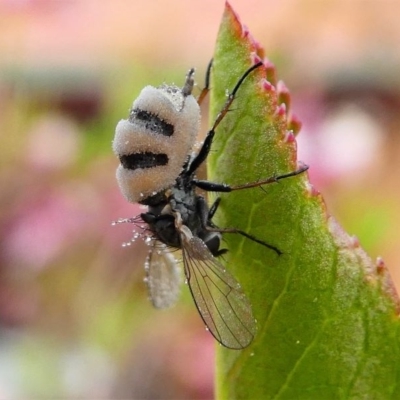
197 197 282 255
186 61 264 176
208 197 221 220
209 226 282 255
228 164 309 191
192 164 309 192
196 59 213 106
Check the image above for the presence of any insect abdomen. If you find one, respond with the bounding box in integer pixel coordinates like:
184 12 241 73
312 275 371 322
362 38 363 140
113 84 201 204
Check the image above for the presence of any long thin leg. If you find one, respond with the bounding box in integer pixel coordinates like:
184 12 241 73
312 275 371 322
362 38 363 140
207 226 282 255
208 197 221 220
197 196 281 255
186 61 264 176
193 164 309 192
196 59 213 106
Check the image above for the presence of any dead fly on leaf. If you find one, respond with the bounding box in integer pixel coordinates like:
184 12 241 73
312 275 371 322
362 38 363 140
112 61 308 349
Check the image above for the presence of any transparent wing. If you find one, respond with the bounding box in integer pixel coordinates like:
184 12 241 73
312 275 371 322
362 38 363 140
145 241 181 309
180 228 256 349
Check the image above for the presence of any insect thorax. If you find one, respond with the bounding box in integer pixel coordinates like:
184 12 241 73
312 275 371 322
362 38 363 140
142 181 200 245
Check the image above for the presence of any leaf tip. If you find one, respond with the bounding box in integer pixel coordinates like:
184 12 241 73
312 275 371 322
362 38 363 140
223 1 244 38
223 2 265 59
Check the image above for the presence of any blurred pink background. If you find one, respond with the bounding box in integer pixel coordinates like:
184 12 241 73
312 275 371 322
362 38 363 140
1 0 400 398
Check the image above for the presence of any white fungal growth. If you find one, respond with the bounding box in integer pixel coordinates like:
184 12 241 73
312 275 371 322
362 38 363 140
112 82 201 203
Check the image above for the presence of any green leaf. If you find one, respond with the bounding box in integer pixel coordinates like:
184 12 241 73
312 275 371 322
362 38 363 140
208 3 400 399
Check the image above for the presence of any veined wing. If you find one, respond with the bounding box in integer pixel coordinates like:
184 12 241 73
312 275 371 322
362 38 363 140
145 241 181 309
179 225 256 349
